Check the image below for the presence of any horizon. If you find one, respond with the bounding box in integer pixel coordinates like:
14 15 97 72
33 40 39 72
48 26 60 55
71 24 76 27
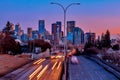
0 0 120 36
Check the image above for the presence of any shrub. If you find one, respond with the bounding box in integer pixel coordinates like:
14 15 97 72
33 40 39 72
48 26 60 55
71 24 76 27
112 44 119 50
85 47 99 55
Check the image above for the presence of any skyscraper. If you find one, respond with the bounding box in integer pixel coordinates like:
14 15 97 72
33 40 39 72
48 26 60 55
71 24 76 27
81 29 84 44
67 21 75 35
21 33 28 42
84 32 96 44
67 21 75 43
56 21 63 40
51 23 58 45
84 32 91 43
52 23 57 35
14 23 22 39
73 27 84 45
15 23 21 33
67 32 74 44
32 30 39 40
27 27 32 40
38 20 45 36
56 21 62 32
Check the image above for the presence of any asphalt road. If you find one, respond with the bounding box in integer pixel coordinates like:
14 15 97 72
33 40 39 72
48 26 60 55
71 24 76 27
0 55 64 80
69 56 119 80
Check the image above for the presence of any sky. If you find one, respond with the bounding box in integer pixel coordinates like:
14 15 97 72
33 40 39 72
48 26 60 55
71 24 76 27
0 0 120 36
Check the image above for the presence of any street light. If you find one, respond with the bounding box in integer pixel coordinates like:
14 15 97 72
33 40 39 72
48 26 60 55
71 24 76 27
51 2 80 55
51 2 80 79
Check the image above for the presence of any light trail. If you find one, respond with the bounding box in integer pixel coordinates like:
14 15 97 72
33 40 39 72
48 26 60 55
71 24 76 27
37 65 49 80
33 59 42 64
37 59 46 64
56 55 63 58
29 65 43 80
57 62 61 69
50 56 55 59
52 62 58 70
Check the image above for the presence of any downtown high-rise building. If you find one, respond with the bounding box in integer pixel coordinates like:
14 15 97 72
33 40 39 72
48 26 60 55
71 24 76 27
51 23 58 45
56 21 62 32
38 20 45 36
84 32 96 44
56 21 63 39
21 33 28 42
67 21 75 35
27 27 32 40
73 27 84 45
52 23 57 35
51 21 63 45
67 21 75 43
32 30 39 40
15 23 22 39
15 23 21 33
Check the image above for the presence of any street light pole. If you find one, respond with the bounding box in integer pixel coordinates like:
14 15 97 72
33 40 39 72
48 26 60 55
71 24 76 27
51 2 80 56
51 2 80 80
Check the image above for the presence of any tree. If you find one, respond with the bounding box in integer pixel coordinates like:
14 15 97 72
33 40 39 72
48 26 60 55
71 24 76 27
96 36 102 49
3 21 14 35
100 30 111 48
104 30 111 48
0 21 21 55
101 33 105 47
112 44 119 50
41 42 51 52
0 34 22 55
28 39 51 52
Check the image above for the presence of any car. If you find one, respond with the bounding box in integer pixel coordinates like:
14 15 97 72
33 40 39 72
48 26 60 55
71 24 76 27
70 56 79 64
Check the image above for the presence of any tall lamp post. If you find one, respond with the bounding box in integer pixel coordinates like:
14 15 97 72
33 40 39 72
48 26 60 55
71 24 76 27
51 2 80 55
51 2 80 79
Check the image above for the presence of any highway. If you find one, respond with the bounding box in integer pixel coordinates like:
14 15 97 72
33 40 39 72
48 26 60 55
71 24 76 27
1 54 119 80
0 55 64 80
69 56 119 80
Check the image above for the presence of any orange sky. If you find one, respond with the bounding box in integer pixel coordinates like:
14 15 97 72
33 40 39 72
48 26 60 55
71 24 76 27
75 16 120 36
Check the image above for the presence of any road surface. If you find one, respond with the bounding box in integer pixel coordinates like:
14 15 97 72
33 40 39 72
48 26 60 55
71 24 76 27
69 56 119 80
0 55 64 80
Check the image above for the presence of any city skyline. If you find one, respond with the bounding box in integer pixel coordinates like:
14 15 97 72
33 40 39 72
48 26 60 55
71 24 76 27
0 0 120 36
